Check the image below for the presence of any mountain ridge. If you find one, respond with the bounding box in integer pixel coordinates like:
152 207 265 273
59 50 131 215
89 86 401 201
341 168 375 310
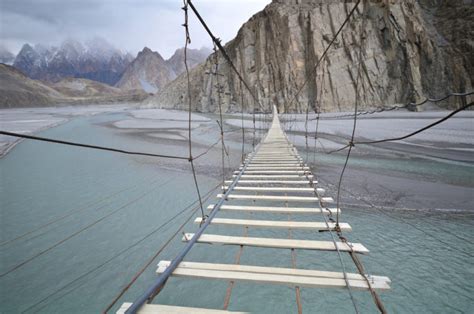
0 64 146 108
116 46 210 94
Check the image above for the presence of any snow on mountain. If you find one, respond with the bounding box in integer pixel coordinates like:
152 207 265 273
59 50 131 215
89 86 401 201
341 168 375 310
13 38 132 85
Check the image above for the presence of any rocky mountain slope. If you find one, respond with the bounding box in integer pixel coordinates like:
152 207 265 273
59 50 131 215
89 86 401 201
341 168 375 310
13 38 133 85
115 47 173 93
116 47 210 93
0 64 146 108
166 47 212 78
147 0 473 112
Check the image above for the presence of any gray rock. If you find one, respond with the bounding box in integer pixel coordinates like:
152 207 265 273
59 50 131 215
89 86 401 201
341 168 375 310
147 0 473 112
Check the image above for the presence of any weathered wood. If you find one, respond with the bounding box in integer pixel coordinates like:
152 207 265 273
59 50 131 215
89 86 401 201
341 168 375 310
117 303 247 314
242 164 306 167
234 175 313 179
182 233 369 253
223 186 324 194
226 180 314 185
156 267 389 291
236 170 309 174
247 161 303 165
157 261 390 284
244 165 310 169
216 194 334 203
194 217 351 231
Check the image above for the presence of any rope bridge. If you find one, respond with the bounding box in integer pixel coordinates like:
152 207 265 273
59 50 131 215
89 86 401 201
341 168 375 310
1 0 470 312
118 106 391 314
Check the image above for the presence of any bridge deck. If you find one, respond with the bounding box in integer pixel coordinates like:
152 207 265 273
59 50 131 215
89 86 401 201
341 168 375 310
120 105 390 313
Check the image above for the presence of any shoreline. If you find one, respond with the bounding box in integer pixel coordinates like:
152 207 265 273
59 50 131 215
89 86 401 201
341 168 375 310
0 104 134 157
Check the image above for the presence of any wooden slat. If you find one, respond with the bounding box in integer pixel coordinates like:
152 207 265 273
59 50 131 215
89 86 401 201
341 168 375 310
223 186 324 193
157 261 390 284
249 158 302 161
209 204 339 214
216 194 334 203
226 180 314 185
242 164 306 167
244 165 309 169
237 170 308 174
183 233 369 253
117 303 247 314
155 268 390 290
195 217 351 231
248 161 303 164
234 175 313 179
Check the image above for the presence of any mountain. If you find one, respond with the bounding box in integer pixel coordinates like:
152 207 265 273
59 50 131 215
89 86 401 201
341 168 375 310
146 0 473 112
0 64 64 107
166 47 212 78
115 47 173 93
0 64 146 108
116 47 210 93
12 38 132 85
0 45 15 65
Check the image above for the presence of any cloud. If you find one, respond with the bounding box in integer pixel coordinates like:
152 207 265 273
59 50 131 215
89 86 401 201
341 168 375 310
0 0 271 58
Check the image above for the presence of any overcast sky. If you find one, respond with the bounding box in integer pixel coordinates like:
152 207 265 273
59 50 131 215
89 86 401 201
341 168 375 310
0 0 271 58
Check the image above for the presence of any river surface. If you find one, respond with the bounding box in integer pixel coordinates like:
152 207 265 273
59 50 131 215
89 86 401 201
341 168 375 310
0 109 473 313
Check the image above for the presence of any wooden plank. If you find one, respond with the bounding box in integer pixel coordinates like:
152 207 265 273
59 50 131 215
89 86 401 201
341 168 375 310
237 171 308 174
226 180 314 185
117 303 247 314
223 186 325 194
249 158 302 161
216 194 334 203
182 233 369 253
157 261 390 283
246 161 304 165
243 164 306 167
209 204 339 214
244 165 309 168
195 217 351 231
234 175 313 179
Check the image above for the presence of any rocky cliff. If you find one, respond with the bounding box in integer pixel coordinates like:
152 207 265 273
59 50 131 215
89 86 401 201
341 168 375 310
116 47 210 94
146 0 473 112
166 47 212 78
115 47 172 93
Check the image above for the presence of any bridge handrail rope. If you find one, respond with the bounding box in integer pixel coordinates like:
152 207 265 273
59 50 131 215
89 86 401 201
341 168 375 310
325 101 473 154
311 91 474 120
181 0 209 224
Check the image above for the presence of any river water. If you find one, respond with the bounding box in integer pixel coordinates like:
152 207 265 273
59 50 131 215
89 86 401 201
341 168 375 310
0 110 473 313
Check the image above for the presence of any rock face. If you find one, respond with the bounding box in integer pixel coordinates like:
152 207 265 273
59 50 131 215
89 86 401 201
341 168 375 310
166 47 212 78
117 47 210 94
115 47 173 93
13 38 133 85
0 64 146 108
147 0 473 112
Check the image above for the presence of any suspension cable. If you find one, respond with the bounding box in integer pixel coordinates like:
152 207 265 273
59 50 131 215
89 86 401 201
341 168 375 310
183 1 205 220
314 91 473 120
325 102 473 154
0 131 188 160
